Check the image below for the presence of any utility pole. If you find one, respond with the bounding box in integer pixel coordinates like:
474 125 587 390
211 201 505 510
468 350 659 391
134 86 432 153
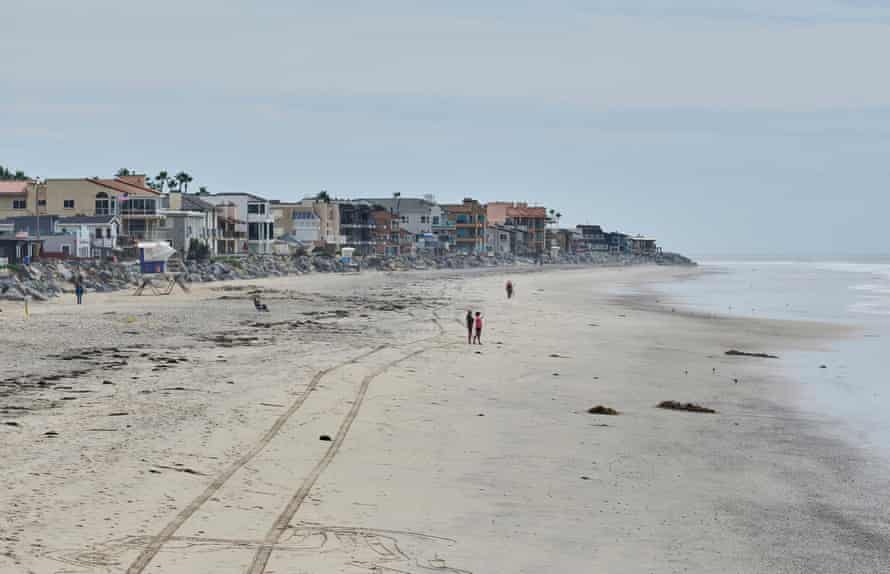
34 177 42 260
393 192 401 256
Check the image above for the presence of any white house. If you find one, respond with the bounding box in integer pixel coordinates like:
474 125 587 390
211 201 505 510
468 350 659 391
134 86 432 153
203 193 274 254
291 211 321 243
357 195 443 241
55 215 119 258
157 193 219 257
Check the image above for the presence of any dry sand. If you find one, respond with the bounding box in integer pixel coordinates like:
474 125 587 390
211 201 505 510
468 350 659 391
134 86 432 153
1 266 889 573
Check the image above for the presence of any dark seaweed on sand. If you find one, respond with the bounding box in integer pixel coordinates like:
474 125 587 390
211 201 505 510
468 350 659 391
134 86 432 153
657 401 716 414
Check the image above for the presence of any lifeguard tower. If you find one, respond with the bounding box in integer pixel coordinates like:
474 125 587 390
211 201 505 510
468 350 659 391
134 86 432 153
133 242 191 296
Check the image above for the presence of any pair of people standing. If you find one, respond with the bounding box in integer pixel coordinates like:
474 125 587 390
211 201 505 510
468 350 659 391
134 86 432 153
465 310 483 345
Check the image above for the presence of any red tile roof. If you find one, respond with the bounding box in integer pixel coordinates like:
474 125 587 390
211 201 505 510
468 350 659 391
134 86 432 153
0 181 30 195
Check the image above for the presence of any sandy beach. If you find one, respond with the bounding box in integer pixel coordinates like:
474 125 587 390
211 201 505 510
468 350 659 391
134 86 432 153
2 266 889 573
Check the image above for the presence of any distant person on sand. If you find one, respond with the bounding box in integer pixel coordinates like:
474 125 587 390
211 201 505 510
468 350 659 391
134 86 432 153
506 280 514 299
473 312 484 345
74 276 84 305
466 310 474 344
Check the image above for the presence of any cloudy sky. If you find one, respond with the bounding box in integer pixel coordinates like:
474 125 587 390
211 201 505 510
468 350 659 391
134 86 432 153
2 0 888 256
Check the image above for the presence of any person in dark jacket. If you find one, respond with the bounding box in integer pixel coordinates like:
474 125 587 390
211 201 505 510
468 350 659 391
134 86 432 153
74 276 84 305
466 310 474 344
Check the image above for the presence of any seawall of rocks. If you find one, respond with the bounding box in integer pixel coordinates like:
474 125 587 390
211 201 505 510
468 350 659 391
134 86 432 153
0 251 694 302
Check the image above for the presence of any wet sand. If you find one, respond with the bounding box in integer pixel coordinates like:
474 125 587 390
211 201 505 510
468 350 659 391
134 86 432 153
1 266 889 573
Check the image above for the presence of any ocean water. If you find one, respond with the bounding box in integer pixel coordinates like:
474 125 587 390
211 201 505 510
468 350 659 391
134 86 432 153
655 257 890 455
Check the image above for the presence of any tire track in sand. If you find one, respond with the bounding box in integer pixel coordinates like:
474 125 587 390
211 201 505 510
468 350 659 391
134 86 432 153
126 314 448 574
125 344 388 574
245 343 437 574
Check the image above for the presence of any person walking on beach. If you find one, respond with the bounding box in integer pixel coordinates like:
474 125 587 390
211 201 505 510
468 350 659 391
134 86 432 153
473 312 484 345
466 310 474 344
505 280 514 299
74 276 84 305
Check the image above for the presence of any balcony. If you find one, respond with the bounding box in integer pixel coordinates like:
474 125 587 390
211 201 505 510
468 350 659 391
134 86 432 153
119 200 160 217
91 238 114 249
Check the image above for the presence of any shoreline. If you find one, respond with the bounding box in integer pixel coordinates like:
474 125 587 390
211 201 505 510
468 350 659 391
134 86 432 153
2 265 889 572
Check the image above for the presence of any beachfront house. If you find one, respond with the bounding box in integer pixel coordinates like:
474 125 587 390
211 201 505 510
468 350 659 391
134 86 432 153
485 202 548 256
485 225 522 256
575 225 608 252
0 181 35 219
271 201 321 245
370 206 402 256
55 215 120 258
211 200 247 255
203 193 275 254
6 175 165 252
339 201 375 255
355 195 444 251
606 231 632 253
0 219 41 264
547 228 578 255
158 192 219 258
441 199 486 254
630 235 659 256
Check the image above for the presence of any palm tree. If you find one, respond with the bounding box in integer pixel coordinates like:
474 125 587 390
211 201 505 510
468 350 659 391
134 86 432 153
175 172 191 193
556 212 563 228
116 168 132 177
198 186 208 195
316 189 331 202
155 170 169 193
167 178 180 193
184 173 193 193
0 166 28 181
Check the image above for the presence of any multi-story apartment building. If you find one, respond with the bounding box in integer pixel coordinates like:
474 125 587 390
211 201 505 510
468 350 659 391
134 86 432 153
339 201 375 255
441 198 486 253
486 202 548 256
0 176 164 246
203 193 275 254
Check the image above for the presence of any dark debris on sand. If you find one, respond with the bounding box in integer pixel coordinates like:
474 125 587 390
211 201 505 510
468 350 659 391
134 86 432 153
657 401 717 414
725 350 779 359
587 405 620 416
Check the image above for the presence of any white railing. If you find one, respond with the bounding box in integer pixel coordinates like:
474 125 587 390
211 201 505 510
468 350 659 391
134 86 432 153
91 238 114 249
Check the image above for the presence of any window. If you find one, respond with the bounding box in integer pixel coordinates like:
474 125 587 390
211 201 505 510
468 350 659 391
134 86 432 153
38 199 46 207
95 229 102 239
122 198 155 214
420 216 429 224
13 199 27 209
432 216 440 225
95 192 110 215
248 203 266 215
64 199 75 209
400 215 409 223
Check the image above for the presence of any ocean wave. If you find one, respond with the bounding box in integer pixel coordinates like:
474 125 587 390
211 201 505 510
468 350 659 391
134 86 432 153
851 283 890 296
699 260 804 267
850 298 890 316
813 262 890 279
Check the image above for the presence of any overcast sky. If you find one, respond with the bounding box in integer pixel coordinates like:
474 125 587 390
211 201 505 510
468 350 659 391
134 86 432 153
2 0 888 256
